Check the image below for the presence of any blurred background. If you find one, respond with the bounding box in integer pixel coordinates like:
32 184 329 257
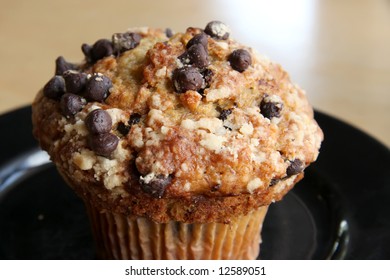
0 0 389 146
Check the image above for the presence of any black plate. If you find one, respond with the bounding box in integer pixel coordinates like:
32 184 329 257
0 107 389 260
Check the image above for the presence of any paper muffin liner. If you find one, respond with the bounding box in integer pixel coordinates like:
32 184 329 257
83 199 268 260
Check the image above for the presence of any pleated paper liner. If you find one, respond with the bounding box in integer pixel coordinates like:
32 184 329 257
84 200 268 260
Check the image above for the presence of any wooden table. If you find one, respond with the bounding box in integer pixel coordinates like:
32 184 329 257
1 0 389 146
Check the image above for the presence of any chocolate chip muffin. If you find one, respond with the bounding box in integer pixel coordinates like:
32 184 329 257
32 21 323 259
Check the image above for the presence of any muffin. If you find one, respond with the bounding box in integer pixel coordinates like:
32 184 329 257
32 21 323 259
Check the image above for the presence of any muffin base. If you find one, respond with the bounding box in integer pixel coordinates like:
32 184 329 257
84 199 268 260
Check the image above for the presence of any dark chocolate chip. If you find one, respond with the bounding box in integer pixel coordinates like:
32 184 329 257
269 178 280 187
81 43 93 63
204 21 230 40
165 28 173 38
172 67 204 93
60 93 86 117
88 133 119 157
224 125 232 131
179 43 209 69
201 68 213 87
117 113 141 136
91 39 114 61
228 49 252 72
112 32 142 54
286 159 305 177
43 75 66 100
84 73 112 102
219 109 233 121
63 70 88 94
117 122 131 136
186 32 208 49
260 96 283 119
55 56 76 75
82 39 114 63
85 109 112 135
140 174 172 198
129 113 141 126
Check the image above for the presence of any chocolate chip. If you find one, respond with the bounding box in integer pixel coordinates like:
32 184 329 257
55 56 76 75
84 73 112 102
165 28 173 38
269 178 280 187
91 39 114 61
186 32 208 49
117 113 141 136
88 133 119 157
179 43 209 69
60 93 86 117
43 75 66 100
286 159 304 177
204 21 230 40
219 109 233 121
112 32 142 54
129 113 141 126
228 49 252 72
172 67 204 93
117 122 131 136
63 70 88 94
81 43 93 63
85 109 112 134
201 68 213 87
260 96 283 119
82 39 114 63
140 174 172 198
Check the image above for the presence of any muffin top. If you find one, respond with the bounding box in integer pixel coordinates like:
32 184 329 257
32 21 323 223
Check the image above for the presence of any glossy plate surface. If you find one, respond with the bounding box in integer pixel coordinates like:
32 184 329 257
0 107 389 259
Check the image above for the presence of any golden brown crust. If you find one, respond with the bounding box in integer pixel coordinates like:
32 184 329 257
32 25 323 223
58 165 302 223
